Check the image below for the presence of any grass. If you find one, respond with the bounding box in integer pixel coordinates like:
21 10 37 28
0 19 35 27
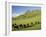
12 10 41 31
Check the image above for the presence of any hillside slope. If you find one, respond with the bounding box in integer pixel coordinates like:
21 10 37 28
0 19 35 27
12 10 41 24
12 10 41 30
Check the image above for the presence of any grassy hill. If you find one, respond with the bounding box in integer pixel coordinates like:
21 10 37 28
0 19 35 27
12 10 41 31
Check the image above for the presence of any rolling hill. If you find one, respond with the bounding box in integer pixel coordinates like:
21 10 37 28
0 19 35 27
12 10 41 24
12 10 41 30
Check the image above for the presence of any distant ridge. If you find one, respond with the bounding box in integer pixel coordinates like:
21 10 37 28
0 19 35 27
12 10 41 20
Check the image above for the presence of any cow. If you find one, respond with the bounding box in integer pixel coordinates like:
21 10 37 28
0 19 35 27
35 21 37 24
23 24 27 28
15 23 16 25
12 24 14 27
19 24 23 27
38 21 41 24
14 25 19 30
27 23 29 27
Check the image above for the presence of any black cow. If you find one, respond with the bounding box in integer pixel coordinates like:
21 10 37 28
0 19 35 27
31 22 34 26
15 23 16 25
12 24 14 26
35 22 37 24
14 25 19 29
31 22 33 24
23 24 27 28
19 24 23 29
38 21 41 24
27 24 29 27
19 24 23 27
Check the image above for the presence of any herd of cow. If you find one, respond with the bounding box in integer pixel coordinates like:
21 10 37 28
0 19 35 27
12 21 41 30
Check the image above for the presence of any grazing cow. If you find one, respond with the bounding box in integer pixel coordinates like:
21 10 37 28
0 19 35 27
23 24 27 28
14 25 19 29
19 24 23 27
31 22 33 24
12 24 15 30
35 21 41 24
27 23 32 27
19 24 23 29
38 21 41 24
35 22 37 24
12 24 14 27
14 25 18 28
27 24 29 27
31 22 34 26
15 23 16 25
